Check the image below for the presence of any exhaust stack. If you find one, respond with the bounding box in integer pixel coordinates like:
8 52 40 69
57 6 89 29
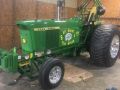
57 0 64 20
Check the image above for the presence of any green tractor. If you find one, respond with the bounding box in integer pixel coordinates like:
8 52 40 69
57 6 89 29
0 0 120 89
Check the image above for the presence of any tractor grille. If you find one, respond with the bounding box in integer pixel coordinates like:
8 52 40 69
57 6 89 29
46 30 59 49
0 50 18 72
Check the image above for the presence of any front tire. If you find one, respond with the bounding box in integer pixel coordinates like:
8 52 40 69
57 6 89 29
39 58 64 90
90 25 120 67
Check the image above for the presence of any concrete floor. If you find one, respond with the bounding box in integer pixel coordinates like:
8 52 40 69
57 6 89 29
0 55 120 90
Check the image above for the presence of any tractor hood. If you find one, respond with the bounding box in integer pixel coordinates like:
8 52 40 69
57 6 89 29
17 17 83 52
16 17 83 29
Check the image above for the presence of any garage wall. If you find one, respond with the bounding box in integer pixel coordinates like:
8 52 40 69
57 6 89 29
101 0 120 26
0 0 120 49
0 0 14 49
77 0 120 25
37 0 77 8
0 0 77 49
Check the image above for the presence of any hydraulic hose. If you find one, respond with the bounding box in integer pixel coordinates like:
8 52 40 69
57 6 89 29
94 0 103 7
78 0 91 11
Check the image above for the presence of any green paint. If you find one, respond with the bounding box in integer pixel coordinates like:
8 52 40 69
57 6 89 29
0 48 18 73
17 18 84 54
0 0 104 77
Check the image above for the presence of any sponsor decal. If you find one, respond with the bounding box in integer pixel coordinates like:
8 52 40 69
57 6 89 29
34 27 60 31
60 29 79 46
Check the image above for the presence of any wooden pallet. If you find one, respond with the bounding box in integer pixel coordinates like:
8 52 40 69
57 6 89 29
64 64 93 83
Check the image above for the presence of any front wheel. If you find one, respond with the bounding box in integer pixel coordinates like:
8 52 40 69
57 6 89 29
39 58 64 90
90 25 120 67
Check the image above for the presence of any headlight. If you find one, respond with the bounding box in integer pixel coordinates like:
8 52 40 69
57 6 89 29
18 55 22 60
24 55 30 60
46 50 52 55
22 38 27 44
35 52 42 57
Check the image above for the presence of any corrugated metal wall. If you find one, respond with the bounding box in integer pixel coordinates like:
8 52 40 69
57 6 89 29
0 0 14 49
0 0 120 49
77 0 120 27
101 0 120 27
0 0 77 49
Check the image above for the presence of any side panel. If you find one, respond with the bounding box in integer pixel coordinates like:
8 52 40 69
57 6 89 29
20 30 33 52
18 18 83 53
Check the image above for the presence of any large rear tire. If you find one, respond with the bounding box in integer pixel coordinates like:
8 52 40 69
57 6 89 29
39 58 64 90
90 25 120 67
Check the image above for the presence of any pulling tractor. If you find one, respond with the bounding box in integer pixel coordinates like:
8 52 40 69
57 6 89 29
0 0 120 90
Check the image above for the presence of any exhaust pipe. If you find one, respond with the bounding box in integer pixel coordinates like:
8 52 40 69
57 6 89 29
57 0 64 20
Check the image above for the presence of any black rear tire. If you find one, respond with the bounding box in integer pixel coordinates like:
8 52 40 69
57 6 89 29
90 24 120 67
39 58 64 90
